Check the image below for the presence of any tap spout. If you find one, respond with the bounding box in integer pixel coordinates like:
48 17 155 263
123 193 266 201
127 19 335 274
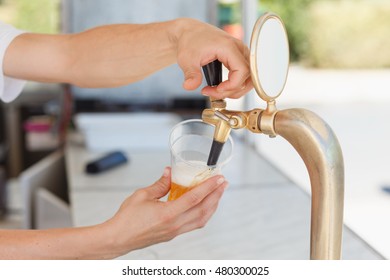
273 108 344 260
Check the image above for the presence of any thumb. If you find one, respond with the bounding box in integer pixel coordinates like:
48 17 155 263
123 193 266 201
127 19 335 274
145 167 171 199
182 66 203 91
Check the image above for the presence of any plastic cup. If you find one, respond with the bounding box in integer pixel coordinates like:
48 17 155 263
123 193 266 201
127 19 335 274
168 119 233 200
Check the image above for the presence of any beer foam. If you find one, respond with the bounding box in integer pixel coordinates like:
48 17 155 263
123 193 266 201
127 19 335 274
172 160 209 187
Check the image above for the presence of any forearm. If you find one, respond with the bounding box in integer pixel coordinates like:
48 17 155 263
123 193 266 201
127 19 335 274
66 20 178 87
3 20 179 87
0 224 120 260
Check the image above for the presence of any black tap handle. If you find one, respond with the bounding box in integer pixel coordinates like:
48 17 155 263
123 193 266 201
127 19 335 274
202 60 225 167
202 60 222 86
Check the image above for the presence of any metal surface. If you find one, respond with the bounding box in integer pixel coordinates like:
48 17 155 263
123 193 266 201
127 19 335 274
202 108 232 143
274 109 344 259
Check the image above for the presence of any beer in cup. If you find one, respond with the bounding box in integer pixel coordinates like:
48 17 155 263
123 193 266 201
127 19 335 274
168 119 233 200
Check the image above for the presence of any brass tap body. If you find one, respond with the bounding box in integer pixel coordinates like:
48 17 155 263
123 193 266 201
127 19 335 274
202 98 280 139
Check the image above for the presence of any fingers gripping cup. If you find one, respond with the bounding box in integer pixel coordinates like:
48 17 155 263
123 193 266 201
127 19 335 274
168 119 233 200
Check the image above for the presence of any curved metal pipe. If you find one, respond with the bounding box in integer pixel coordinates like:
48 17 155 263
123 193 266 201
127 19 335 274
273 108 344 259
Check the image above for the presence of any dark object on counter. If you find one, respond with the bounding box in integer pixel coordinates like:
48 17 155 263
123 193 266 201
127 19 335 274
85 151 128 174
381 186 390 195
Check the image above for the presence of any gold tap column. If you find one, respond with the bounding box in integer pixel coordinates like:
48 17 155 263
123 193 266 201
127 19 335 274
274 108 344 260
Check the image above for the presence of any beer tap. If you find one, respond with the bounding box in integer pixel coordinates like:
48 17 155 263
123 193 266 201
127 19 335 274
201 13 344 260
202 60 267 166
201 60 270 162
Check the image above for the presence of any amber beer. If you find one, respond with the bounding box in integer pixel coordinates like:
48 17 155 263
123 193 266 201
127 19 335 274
168 161 215 200
168 182 194 201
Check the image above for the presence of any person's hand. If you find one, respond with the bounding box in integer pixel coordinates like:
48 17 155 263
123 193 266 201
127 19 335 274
102 167 227 257
173 18 253 99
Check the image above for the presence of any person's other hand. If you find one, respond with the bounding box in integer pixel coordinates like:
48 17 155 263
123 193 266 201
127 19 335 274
103 167 227 257
174 18 253 99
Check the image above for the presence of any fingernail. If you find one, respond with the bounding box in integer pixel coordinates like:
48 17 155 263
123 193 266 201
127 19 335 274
163 167 170 177
217 176 225 185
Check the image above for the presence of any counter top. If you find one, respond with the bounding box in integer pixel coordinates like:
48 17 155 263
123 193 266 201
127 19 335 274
65 132 382 259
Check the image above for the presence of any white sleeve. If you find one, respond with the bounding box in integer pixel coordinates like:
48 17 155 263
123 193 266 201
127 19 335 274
0 21 26 103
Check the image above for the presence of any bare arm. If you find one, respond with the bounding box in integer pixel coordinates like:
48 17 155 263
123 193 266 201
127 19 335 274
0 225 112 259
0 168 227 259
3 21 176 87
3 18 251 98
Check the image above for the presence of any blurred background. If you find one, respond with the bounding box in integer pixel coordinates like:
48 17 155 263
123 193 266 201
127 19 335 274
0 0 389 259
5 0 388 68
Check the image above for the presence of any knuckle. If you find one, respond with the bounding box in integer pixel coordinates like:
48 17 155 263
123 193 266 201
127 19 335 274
188 191 202 206
164 234 176 242
134 188 148 200
197 222 206 229
154 180 167 193
199 206 209 218
197 217 208 229
243 69 251 79
196 207 209 228
228 36 239 45
160 208 175 223
185 70 199 79
235 69 250 83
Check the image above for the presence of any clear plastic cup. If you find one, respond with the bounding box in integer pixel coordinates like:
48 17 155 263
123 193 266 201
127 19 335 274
168 119 233 200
